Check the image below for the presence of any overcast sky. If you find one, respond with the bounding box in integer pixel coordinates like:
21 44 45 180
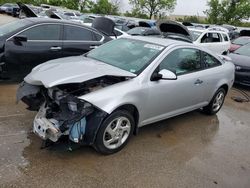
119 0 208 16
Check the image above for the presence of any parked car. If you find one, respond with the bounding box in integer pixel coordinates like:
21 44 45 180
17 21 234 154
127 27 161 36
4 3 20 17
115 24 130 32
228 43 250 86
221 24 240 40
188 28 231 54
0 3 16 13
0 18 112 81
63 11 81 19
229 36 250 52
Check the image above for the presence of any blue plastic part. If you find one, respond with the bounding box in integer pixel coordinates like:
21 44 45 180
69 117 86 143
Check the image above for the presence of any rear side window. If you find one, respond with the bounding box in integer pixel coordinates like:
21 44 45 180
203 52 221 68
160 48 201 75
201 32 222 43
64 25 94 41
21 24 61 40
222 33 229 41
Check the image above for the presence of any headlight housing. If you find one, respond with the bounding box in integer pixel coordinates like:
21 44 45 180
68 101 78 112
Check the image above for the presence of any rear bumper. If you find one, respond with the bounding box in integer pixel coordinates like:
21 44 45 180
235 72 250 86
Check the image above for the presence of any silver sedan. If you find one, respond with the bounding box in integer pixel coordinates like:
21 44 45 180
17 36 235 154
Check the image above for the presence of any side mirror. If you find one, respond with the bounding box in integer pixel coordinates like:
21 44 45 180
159 69 177 80
13 35 27 42
151 69 177 81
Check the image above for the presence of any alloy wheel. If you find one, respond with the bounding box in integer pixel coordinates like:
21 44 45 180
103 117 131 150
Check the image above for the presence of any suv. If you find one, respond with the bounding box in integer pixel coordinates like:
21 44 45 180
188 27 230 55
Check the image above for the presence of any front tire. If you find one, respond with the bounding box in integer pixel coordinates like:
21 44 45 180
94 110 135 155
202 88 226 115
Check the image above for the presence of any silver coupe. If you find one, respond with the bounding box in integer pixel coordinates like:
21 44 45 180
17 34 235 154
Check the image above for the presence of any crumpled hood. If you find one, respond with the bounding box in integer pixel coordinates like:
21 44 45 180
24 56 136 88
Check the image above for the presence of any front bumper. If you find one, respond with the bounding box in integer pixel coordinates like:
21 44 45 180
235 72 250 86
33 105 62 142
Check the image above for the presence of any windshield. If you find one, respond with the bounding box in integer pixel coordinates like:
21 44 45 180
87 38 164 74
190 30 202 41
234 43 250 57
0 19 31 37
232 37 250 45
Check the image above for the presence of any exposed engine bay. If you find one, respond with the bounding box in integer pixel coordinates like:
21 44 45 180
17 76 128 145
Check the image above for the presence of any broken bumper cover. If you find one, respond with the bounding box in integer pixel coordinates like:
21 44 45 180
17 81 108 145
33 105 62 142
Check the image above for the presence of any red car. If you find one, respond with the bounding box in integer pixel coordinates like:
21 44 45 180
229 36 250 52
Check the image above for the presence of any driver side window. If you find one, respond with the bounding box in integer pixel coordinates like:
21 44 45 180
21 24 61 40
159 48 201 75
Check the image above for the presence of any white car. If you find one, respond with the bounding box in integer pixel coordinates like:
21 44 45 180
188 28 231 54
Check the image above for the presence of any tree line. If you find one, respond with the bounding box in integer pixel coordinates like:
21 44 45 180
0 0 249 26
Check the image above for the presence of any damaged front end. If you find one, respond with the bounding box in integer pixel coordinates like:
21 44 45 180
17 76 126 145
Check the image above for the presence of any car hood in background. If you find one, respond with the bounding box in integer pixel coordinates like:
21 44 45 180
157 20 193 41
92 17 115 36
24 56 136 88
228 53 250 67
17 2 38 17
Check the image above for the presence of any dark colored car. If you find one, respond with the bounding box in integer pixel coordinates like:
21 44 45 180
228 43 250 86
127 27 161 36
0 18 112 81
0 3 15 13
229 36 250 52
5 4 20 17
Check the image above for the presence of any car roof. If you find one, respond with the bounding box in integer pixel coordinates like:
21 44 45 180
123 35 190 47
188 28 205 32
24 17 100 31
26 17 82 25
188 27 228 35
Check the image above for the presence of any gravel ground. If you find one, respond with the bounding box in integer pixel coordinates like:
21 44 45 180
0 14 17 25
0 14 250 188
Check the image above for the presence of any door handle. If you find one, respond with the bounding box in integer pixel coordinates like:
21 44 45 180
50 46 62 51
89 45 98 49
194 79 203 85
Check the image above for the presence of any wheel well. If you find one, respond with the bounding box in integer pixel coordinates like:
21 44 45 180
115 104 139 135
220 84 229 94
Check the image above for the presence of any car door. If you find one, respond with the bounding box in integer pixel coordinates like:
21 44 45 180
142 47 208 125
62 24 104 57
199 51 224 101
200 32 226 54
4 23 63 79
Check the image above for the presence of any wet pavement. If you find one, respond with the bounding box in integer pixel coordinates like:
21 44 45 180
0 83 249 188
1 15 250 188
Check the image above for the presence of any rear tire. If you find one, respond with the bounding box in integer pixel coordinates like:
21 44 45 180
202 88 226 115
94 110 134 155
